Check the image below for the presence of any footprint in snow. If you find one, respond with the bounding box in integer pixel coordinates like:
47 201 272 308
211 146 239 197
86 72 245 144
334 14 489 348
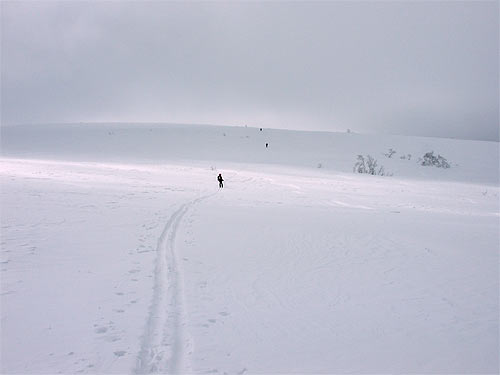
95 327 108 334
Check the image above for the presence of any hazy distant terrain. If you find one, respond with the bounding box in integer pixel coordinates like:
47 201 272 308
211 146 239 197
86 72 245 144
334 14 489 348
2 123 499 184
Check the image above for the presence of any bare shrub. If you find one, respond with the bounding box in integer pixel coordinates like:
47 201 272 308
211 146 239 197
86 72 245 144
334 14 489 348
420 151 450 168
384 148 396 158
354 155 386 176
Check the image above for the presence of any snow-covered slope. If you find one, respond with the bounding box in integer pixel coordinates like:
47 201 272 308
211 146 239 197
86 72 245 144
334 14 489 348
1 123 498 374
2 122 498 184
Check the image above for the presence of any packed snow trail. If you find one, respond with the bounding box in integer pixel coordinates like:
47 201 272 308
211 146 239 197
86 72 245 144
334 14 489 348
135 193 214 374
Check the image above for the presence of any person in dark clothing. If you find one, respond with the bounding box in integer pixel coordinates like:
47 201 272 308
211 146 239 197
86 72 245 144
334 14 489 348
217 173 224 188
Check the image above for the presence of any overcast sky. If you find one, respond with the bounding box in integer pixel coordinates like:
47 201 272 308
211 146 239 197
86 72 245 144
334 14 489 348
1 1 498 141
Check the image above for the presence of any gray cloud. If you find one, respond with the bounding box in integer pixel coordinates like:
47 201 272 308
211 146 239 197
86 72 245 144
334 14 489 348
1 1 498 141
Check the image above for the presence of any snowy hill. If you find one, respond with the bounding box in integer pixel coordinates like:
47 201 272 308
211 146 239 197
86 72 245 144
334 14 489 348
1 123 499 374
2 122 498 184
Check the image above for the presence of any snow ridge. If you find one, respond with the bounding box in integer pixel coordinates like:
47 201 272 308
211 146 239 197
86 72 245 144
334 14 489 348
135 194 211 374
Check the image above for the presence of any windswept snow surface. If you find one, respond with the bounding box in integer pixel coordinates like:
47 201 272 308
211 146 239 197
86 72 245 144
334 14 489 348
1 123 499 374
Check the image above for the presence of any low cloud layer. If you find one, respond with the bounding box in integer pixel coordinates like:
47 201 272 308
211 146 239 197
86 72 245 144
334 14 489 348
1 1 498 141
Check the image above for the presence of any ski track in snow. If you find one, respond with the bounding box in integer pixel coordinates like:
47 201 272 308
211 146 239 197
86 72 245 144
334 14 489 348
135 193 213 374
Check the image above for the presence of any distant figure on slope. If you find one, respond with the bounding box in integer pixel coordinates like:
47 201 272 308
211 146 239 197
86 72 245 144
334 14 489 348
217 173 224 188
265 143 268 148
